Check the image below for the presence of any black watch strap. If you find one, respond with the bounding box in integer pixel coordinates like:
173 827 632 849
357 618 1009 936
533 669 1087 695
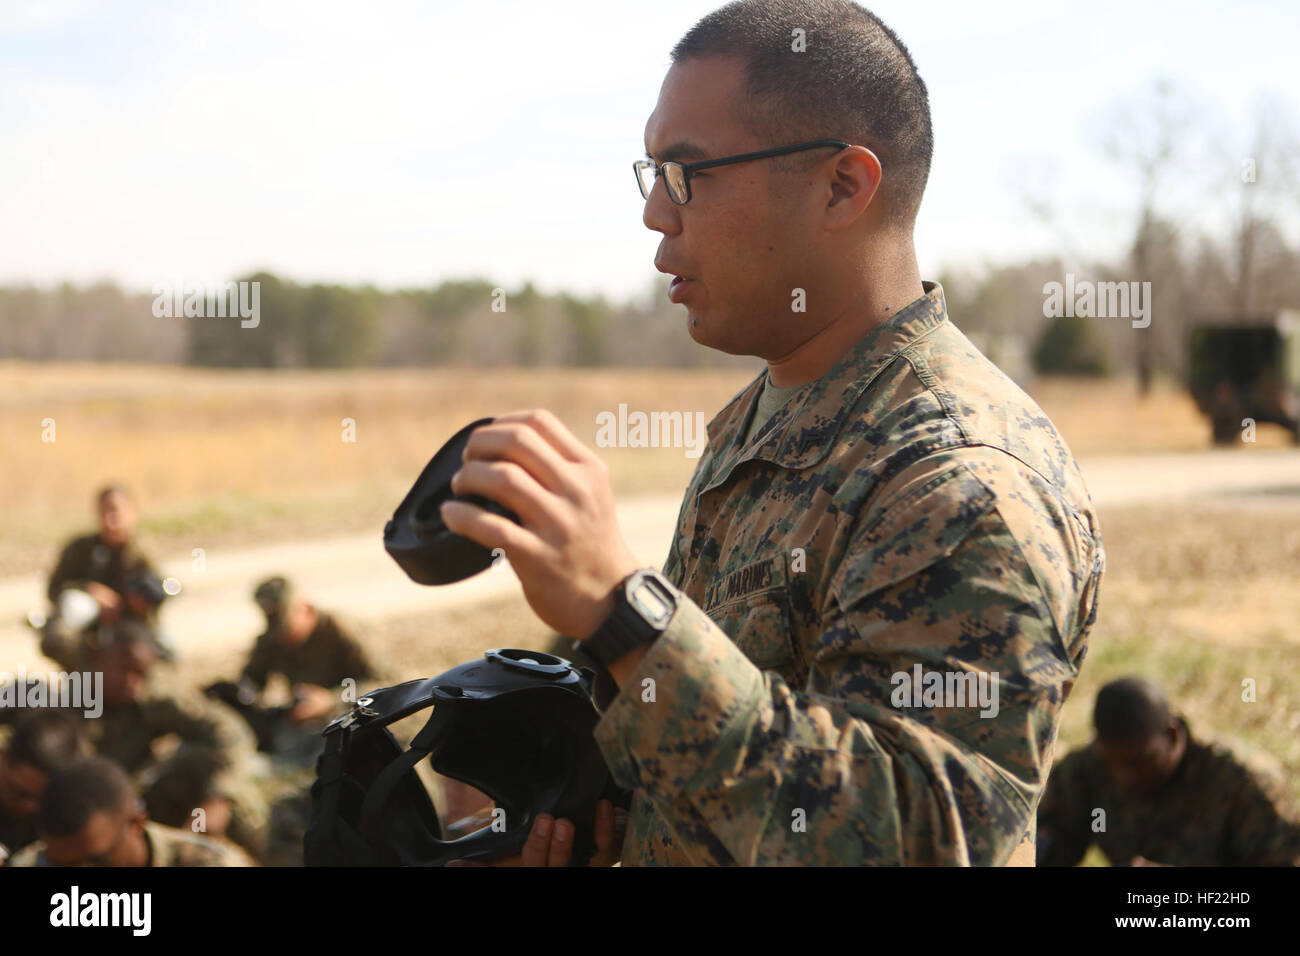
583 568 678 669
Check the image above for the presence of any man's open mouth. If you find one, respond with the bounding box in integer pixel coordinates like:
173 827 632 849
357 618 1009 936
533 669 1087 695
668 275 696 304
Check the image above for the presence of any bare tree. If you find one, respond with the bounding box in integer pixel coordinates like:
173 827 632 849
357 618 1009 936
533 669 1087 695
1228 94 1300 315
1098 79 1206 394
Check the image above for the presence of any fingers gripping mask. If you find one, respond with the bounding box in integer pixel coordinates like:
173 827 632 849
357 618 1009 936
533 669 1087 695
384 418 521 585
304 649 631 867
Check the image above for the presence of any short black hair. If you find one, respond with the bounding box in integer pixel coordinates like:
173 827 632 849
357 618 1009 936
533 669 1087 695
96 483 133 506
6 711 85 774
671 0 933 225
1094 677 1173 744
37 757 135 838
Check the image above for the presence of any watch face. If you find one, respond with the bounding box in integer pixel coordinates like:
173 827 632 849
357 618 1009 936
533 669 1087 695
629 576 675 627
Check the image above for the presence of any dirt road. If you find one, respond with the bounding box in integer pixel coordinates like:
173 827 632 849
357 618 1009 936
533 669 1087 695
3 449 1297 673
0 494 684 673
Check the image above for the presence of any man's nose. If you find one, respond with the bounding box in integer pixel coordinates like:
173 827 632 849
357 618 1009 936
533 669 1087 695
642 181 682 236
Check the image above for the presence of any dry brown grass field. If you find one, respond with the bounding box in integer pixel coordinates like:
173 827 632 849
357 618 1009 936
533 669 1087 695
0 363 756 575
3 361 1290 576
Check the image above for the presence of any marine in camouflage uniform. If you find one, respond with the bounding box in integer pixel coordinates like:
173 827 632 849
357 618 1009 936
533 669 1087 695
241 576 378 706
43 484 171 670
2 625 268 858
592 282 1105 865
243 605 382 867
0 712 86 862
42 532 164 671
92 674 267 856
1037 685 1300 866
46 533 160 613
10 820 254 867
225 577 377 834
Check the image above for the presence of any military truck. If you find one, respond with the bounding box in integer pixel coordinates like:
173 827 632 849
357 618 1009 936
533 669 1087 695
1187 311 1300 445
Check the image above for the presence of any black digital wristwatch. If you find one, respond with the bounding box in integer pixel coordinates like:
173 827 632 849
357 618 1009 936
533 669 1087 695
582 568 679 669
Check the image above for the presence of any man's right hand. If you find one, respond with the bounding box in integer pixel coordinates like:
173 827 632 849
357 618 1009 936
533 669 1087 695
84 582 122 622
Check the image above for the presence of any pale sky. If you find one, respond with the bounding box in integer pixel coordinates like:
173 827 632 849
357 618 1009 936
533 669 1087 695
1 0 1297 302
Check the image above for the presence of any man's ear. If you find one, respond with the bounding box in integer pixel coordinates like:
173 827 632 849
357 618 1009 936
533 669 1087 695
1154 722 1181 763
826 146 883 221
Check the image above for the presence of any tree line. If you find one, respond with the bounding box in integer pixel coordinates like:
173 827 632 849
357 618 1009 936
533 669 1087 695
2 83 1297 381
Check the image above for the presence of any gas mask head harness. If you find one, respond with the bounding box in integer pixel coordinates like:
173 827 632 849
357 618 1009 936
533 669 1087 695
305 647 629 866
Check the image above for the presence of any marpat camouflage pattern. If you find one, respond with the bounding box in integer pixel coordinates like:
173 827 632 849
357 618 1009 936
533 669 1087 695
594 282 1105 865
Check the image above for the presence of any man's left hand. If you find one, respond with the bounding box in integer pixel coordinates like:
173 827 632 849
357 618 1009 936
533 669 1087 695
289 684 337 725
439 410 641 640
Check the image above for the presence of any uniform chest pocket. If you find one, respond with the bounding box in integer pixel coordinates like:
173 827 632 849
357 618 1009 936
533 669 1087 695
703 554 798 672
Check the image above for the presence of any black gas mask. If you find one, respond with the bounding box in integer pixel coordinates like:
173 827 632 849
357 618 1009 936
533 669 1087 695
383 417 520 586
304 648 629 867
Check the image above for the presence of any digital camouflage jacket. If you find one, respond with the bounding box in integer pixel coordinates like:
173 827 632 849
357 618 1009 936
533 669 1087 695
593 282 1105 866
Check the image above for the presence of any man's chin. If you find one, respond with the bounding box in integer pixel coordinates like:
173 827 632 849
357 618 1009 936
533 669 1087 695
684 309 748 356
684 308 705 338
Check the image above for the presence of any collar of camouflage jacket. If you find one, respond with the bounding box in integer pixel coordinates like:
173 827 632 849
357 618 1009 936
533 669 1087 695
702 281 949 487
143 821 170 866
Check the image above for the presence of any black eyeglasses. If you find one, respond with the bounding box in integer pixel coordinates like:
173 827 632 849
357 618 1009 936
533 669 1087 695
634 138 851 206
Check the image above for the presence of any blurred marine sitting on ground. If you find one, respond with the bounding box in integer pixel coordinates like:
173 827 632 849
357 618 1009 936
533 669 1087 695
1037 676 1300 866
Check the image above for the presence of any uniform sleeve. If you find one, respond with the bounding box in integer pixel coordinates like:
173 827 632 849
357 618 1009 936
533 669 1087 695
239 634 276 692
141 685 258 770
130 546 162 581
38 621 84 672
1222 763 1300 866
594 460 1097 865
328 619 378 688
1035 747 1097 866
4 843 44 866
46 538 88 602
